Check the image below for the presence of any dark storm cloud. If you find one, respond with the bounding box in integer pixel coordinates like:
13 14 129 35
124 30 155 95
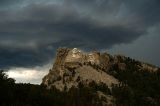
71 0 160 26
0 3 144 47
0 0 160 69
124 0 160 26
0 0 17 5
0 43 55 69
0 0 24 9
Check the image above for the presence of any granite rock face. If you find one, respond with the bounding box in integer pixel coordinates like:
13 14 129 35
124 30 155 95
42 48 158 91
41 48 160 106
42 48 117 90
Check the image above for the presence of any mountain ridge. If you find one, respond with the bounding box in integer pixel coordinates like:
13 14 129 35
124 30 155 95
42 48 159 91
0 47 160 106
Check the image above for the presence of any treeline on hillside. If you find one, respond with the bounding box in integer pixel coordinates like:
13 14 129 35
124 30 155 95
1 57 160 106
108 57 160 106
0 70 110 106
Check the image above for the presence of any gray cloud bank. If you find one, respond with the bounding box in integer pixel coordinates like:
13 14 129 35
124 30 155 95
0 0 160 69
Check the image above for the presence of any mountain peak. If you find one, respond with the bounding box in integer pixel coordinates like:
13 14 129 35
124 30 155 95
42 48 118 90
42 48 159 91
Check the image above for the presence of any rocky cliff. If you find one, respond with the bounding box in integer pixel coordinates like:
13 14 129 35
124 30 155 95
41 48 160 106
42 48 118 91
42 48 158 91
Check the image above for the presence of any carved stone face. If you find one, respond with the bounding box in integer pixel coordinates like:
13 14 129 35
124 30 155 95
65 48 100 65
88 54 96 63
65 48 83 62
72 48 81 58
87 53 100 64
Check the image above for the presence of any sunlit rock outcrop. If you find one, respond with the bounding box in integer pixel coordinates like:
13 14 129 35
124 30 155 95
42 48 119 91
42 48 159 91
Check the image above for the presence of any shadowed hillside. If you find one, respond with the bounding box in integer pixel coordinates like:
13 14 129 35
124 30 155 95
1 48 160 106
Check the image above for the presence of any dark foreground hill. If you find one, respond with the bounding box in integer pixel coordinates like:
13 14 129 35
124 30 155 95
1 48 160 106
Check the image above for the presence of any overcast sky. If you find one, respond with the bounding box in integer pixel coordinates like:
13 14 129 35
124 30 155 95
1 0 160 84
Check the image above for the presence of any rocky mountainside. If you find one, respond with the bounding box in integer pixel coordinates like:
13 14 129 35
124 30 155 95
42 48 158 90
42 48 160 106
1 48 159 106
